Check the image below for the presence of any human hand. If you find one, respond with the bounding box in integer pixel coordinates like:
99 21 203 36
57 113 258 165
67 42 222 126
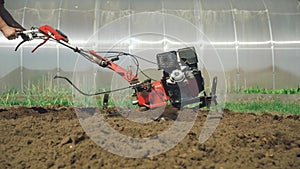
1 24 19 40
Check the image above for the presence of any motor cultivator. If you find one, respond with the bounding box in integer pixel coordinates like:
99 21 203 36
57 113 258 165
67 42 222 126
15 25 217 110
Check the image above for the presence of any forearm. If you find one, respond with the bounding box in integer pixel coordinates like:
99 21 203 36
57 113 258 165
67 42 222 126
0 16 8 30
0 1 20 39
0 2 24 29
0 2 9 30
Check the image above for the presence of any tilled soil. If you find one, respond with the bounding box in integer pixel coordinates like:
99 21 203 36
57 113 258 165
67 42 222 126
0 106 299 169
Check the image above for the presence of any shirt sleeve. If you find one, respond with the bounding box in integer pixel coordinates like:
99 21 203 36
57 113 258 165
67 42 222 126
0 1 24 30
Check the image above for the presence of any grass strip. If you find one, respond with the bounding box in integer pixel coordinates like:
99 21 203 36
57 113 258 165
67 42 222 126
225 101 300 115
243 87 300 94
1 88 300 115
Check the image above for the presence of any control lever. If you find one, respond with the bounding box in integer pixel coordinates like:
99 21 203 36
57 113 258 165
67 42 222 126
31 36 50 53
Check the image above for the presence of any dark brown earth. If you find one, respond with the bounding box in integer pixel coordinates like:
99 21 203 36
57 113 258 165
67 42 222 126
0 106 299 169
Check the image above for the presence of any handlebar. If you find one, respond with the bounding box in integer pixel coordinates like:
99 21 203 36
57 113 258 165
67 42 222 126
17 28 43 40
14 25 121 70
14 24 139 86
15 25 70 52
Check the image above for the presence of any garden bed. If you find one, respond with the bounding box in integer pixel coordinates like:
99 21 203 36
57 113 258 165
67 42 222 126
0 106 299 168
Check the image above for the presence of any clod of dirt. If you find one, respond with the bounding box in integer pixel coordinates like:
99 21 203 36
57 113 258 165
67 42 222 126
72 132 87 144
159 105 179 120
32 107 48 114
255 153 266 159
273 115 282 121
60 136 72 146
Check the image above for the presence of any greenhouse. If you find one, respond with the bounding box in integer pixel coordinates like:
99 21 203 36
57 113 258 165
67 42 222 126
0 0 299 93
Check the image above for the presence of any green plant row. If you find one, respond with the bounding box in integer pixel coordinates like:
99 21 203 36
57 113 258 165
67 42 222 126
243 86 300 94
1 87 299 114
0 88 73 107
0 86 135 107
225 101 300 115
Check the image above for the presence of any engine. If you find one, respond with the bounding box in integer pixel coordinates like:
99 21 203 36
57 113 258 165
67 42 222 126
133 47 205 109
156 47 204 108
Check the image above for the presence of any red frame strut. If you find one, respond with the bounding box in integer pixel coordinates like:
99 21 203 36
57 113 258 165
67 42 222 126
89 50 139 84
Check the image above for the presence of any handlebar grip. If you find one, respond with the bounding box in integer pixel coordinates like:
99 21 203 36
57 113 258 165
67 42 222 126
16 30 23 35
7 35 16 40
6 29 25 40
17 31 31 41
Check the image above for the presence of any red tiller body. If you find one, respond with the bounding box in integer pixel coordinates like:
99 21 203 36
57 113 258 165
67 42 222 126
136 80 169 109
15 25 217 110
89 50 169 109
89 50 139 84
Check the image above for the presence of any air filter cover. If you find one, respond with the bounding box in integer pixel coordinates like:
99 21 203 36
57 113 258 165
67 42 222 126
156 51 179 70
